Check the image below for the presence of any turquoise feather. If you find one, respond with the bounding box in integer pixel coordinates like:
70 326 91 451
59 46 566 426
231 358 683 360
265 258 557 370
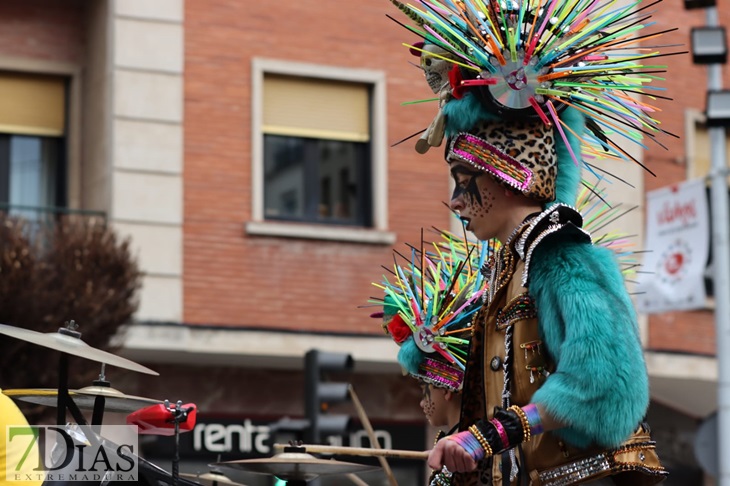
441 93 497 136
551 107 584 208
397 338 423 375
383 293 400 319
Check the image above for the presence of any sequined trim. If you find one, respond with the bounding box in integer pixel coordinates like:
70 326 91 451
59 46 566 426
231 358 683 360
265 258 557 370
495 293 537 330
515 205 592 287
450 133 533 193
538 454 611 485
418 357 464 391
429 466 453 486
484 243 516 308
515 204 582 259
537 441 668 486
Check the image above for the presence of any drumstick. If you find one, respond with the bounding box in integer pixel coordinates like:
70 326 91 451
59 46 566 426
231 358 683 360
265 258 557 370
273 443 430 461
348 385 399 486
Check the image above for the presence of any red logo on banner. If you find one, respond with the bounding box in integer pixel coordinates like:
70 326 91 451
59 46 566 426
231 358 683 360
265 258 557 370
658 239 692 284
664 252 684 275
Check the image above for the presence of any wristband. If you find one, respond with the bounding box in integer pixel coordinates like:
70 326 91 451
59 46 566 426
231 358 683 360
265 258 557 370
523 403 544 436
468 424 493 456
469 408 532 457
447 430 485 461
489 417 510 450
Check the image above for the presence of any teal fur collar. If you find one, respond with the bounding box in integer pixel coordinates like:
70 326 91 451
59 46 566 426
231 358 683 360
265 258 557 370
528 235 649 449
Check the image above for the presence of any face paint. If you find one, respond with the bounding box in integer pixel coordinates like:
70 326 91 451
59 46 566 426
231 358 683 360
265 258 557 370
450 166 483 204
420 383 436 420
469 180 496 218
423 401 436 418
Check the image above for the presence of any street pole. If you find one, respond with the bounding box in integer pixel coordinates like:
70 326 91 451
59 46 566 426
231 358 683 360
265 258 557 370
705 6 730 484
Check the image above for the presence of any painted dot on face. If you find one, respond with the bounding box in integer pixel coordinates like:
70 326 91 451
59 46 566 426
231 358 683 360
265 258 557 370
420 383 435 418
465 178 495 220
423 400 436 419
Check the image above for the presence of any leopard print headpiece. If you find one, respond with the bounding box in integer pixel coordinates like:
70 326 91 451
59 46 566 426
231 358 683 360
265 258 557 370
447 119 557 202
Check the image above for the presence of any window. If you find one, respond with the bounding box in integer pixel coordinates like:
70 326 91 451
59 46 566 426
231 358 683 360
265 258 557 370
0 73 67 222
262 74 371 226
250 60 393 244
686 111 730 180
263 135 370 225
0 135 65 219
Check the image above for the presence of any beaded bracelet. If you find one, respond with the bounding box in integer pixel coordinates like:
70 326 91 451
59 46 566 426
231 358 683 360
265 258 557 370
489 417 510 450
508 405 531 443
468 424 493 457
523 403 544 436
447 430 485 461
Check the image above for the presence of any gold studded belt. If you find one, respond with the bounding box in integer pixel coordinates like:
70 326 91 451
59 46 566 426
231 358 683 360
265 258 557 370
536 427 668 486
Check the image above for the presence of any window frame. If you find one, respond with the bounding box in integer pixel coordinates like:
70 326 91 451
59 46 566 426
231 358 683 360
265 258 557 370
0 58 81 211
685 108 708 181
248 58 394 244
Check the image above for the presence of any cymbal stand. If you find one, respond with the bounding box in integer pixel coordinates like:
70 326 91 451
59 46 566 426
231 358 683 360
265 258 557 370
281 446 313 486
56 321 88 427
165 399 196 486
91 363 110 427
285 478 307 485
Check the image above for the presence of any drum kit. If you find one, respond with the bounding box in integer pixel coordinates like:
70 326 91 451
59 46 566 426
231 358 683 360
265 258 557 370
0 322 424 485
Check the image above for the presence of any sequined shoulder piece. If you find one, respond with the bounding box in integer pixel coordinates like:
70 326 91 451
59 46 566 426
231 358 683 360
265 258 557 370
516 204 591 287
496 293 537 330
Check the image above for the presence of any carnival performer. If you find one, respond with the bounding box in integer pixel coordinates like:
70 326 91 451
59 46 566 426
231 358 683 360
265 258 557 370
387 0 675 484
370 231 496 485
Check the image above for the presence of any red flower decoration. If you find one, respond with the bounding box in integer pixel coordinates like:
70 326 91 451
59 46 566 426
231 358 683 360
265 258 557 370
387 314 412 344
449 65 466 99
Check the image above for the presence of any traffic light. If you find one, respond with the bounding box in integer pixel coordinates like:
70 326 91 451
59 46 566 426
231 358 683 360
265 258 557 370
304 349 354 444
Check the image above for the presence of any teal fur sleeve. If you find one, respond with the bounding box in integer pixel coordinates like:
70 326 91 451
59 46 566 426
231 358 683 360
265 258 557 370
528 235 649 449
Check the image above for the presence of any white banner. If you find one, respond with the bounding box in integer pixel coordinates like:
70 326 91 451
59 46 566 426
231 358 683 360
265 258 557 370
637 178 709 313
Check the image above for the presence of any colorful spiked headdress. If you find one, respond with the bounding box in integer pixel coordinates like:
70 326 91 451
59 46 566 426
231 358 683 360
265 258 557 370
390 0 678 206
577 182 641 279
369 230 499 391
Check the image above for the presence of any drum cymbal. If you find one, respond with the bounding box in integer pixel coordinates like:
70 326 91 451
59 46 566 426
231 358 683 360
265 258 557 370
212 452 379 481
180 472 248 486
0 323 158 375
3 386 162 413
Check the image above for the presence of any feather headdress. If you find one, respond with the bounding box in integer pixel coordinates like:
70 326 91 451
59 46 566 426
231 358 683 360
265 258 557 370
370 229 498 391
